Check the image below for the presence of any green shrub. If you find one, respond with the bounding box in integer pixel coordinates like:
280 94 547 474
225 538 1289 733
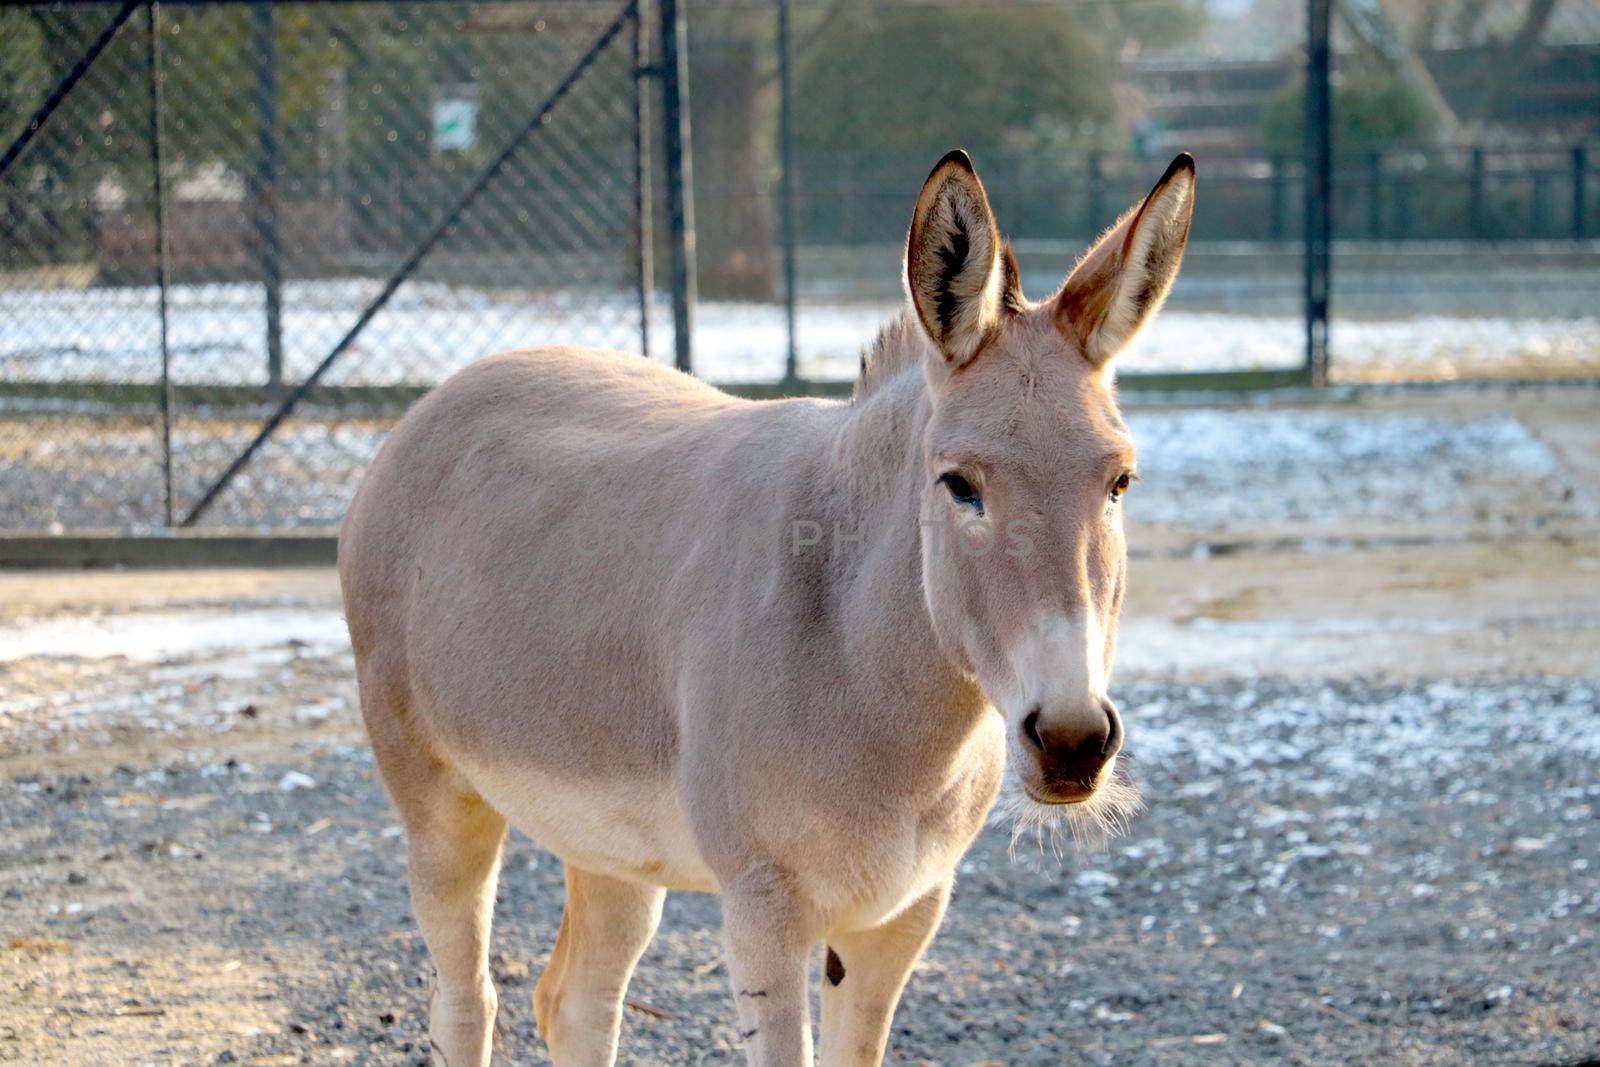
1263 68 1434 154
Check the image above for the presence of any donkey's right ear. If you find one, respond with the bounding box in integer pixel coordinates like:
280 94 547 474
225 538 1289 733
1055 153 1194 367
905 149 1004 370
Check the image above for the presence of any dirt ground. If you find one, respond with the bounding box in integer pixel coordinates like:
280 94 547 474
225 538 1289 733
2 387 1598 1066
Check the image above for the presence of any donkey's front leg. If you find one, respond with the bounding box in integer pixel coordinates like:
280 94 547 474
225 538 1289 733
818 878 952 1067
722 865 818 1067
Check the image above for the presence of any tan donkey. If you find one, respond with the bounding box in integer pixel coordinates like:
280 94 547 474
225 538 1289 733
339 150 1194 1066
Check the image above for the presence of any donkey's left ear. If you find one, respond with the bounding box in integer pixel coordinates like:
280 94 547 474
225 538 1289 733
1055 153 1194 366
905 149 1005 370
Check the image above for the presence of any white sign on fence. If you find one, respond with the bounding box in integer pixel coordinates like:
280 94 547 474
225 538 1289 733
433 86 478 152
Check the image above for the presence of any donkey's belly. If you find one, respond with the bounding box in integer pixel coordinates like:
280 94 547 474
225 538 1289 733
455 755 720 892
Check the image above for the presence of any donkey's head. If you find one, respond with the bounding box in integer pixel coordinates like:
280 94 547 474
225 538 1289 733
906 150 1193 816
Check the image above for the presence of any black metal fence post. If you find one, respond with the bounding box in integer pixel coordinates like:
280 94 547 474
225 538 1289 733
1304 0 1332 386
1366 150 1382 239
1531 168 1548 237
1574 144 1588 240
252 2 284 395
1086 151 1105 236
776 0 799 385
1269 154 1286 242
145 0 174 527
658 0 696 375
1468 146 1486 239
632 0 653 359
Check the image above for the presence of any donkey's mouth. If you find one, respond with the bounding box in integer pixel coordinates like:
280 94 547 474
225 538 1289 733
1023 783 1096 806
999 762 1144 852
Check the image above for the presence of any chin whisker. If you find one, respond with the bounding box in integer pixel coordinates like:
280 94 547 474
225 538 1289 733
996 758 1143 860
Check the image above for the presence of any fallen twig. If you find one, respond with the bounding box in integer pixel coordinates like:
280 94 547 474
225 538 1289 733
625 999 676 1021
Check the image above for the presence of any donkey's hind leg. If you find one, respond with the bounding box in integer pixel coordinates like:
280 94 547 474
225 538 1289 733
367 696 508 1067
534 866 665 1067
408 783 507 1067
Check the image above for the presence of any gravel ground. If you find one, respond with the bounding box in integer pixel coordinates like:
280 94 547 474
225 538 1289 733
2 540 1599 1065
2 669 1596 1066
3 388 1599 1065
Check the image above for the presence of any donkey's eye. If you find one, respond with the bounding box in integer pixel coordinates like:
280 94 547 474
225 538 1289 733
938 472 984 515
1109 472 1133 502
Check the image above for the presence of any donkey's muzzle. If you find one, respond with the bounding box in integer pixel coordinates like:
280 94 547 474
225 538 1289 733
1020 697 1123 803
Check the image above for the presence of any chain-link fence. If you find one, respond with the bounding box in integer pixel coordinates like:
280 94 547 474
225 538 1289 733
4 0 1599 533
3 0 649 530
684 0 1310 387
1321 1 1600 383
687 0 1599 388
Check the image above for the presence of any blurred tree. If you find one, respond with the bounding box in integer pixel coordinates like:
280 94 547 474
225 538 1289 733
1340 0 1460 141
1262 67 1434 154
1089 0 1209 55
1331 0 1564 142
779 1 1205 250
690 23 777 299
0 7 147 268
1453 0 1561 127
794 5 1113 162
0 12 49 139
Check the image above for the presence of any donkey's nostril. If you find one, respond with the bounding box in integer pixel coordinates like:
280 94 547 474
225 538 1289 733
1100 697 1124 757
1022 708 1044 752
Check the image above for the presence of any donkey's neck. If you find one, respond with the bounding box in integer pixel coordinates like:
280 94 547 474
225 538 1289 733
831 311 931 512
815 321 986 723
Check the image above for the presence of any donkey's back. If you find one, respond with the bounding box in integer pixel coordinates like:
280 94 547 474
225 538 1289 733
349 343 716 742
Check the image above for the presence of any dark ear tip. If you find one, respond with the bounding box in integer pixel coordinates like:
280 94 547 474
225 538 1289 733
931 148 976 177
1163 152 1196 181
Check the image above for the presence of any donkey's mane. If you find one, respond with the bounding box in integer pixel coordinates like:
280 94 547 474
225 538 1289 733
851 310 926 403
853 241 1025 404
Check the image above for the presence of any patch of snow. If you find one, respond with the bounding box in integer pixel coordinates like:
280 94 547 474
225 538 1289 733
1124 408 1590 528
295 702 336 724
0 608 348 663
1073 869 1121 892
2 279 1594 387
1117 608 1600 679
1119 681 1600 792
